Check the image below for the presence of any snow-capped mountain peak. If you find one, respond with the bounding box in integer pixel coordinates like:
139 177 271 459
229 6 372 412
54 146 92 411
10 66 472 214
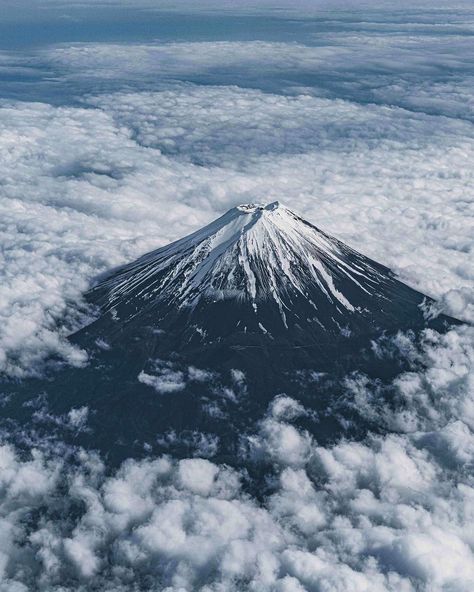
94 202 381 313
86 202 442 342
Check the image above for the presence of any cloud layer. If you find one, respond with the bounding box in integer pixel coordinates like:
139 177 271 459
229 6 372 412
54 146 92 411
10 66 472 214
0 7 473 591
1 325 474 591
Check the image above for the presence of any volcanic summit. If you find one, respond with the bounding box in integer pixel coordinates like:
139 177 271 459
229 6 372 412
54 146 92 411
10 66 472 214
2 203 459 462
83 201 441 347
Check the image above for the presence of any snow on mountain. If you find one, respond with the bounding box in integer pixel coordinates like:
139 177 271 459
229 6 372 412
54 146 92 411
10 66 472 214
88 201 420 341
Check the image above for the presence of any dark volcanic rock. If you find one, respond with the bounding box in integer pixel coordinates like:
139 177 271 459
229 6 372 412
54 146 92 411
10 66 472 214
1 202 459 464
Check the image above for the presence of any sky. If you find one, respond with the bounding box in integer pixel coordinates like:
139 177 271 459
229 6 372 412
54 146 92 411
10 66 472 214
0 1 473 591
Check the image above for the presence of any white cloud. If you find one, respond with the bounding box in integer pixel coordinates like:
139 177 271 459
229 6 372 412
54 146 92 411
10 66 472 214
45 40 342 81
177 458 219 495
138 369 186 394
67 406 89 430
188 366 215 382
0 321 474 592
0 11 473 591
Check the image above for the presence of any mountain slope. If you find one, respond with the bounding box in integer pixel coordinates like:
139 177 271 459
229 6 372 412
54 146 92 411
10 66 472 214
1 202 460 464
83 201 438 348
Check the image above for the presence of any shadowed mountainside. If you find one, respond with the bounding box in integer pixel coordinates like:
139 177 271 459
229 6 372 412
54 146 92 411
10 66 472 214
0 203 460 464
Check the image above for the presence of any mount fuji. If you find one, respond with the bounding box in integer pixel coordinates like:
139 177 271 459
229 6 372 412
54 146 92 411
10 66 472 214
1 203 459 463
82 201 445 347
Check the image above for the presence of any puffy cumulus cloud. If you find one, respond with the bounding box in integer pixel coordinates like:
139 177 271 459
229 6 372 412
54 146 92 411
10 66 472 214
244 395 314 467
138 362 219 394
32 404 91 434
430 288 474 324
138 369 186 394
1 323 474 591
156 430 220 458
0 99 230 376
402 326 474 435
0 447 289 591
345 325 474 436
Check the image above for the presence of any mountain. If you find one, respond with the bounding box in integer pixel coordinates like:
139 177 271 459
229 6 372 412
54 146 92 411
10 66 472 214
82 201 443 348
1 203 459 464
